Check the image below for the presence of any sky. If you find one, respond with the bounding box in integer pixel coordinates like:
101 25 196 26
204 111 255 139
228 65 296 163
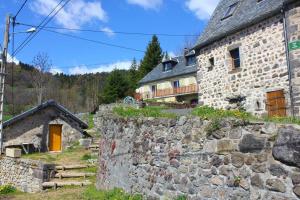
0 0 220 74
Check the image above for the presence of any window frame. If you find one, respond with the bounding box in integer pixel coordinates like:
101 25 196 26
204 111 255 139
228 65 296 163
163 62 173 72
229 48 241 69
222 2 238 20
186 55 196 66
173 80 180 88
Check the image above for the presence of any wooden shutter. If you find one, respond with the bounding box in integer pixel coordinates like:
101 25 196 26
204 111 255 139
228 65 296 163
266 90 286 117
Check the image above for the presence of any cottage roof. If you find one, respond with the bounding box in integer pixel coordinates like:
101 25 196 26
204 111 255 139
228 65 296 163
195 0 294 49
3 100 88 129
139 55 197 85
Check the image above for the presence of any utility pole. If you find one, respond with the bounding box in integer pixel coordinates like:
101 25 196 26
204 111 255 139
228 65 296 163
0 15 11 154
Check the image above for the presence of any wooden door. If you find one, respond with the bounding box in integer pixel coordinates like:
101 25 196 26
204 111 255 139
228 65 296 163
49 124 62 151
266 90 286 117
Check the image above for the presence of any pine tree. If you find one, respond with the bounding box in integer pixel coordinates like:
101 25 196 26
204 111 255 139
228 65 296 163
102 69 130 103
127 58 139 96
139 35 163 79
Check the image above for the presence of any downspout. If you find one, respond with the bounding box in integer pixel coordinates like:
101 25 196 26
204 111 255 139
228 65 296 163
282 5 295 117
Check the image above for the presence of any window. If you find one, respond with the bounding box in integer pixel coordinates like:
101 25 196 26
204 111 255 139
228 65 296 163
163 62 173 72
230 48 241 69
186 56 196 66
173 80 180 88
209 57 215 67
222 2 238 20
151 85 157 93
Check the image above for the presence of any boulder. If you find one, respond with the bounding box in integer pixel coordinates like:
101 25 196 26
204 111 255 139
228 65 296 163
251 174 264 189
272 127 300 167
239 134 266 153
268 164 288 178
294 185 300 198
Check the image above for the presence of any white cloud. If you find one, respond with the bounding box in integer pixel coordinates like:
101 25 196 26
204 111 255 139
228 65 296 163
68 60 132 75
101 27 115 37
0 51 20 65
127 0 163 10
50 67 63 74
30 0 107 29
169 51 176 58
186 0 220 20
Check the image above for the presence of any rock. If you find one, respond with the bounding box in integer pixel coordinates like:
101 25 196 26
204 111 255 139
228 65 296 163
239 179 250 191
261 123 277 135
272 127 300 167
219 166 231 176
292 173 300 185
210 177 224 186
217 140 234 154
268 164 288 178
224 155 231 165
211 156 223 167
211 166 218 175
266 179 286 193
251 174 264 189
170 159 180 168
231 153 244 168
229 128 242 139
239 134 266 153
251 163 266 173
294 185 300 198
245 155 256 165
254 153 268 163
178 116 187 126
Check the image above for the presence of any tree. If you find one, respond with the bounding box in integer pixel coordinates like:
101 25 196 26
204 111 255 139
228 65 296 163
139 35 163 79
31 53 52 105
127 58 139 96
102 69 130 103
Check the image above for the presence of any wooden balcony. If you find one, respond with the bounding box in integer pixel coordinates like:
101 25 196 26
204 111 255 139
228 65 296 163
136 84 198 100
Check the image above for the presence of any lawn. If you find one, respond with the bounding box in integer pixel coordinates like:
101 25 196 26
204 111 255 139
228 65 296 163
22 145 92 165
113 106 176 118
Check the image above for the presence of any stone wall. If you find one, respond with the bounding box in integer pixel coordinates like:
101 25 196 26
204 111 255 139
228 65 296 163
286 2 300 116
4 107 84 152
0 157 55 193
95 107 300 199
196 14 290 116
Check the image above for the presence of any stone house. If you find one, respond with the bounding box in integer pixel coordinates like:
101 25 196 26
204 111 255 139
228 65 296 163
194 0 300 117
136 50 198 104
3 100 88 153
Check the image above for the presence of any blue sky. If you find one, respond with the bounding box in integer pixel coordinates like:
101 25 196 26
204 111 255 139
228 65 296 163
0 0 219 74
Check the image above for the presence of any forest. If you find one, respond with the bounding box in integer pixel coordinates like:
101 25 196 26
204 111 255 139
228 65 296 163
3 35 165 117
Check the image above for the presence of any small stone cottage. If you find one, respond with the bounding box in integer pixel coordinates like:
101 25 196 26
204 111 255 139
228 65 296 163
3 100 88 153
194 0 300 117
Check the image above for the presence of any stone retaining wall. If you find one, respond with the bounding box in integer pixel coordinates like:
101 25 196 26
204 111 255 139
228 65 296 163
0 157 55 193
95 107 300 199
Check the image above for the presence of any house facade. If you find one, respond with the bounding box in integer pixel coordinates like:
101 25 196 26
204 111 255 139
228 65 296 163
3 100 88 153
136 51 198 104
194 0 300 117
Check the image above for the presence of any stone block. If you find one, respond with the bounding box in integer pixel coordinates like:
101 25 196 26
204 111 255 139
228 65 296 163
6 148 21 158
217 140 234 154
231 153 244 168
266 179 286 193
239 134 266 153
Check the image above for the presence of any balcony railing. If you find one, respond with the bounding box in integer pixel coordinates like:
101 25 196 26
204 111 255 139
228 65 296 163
136 84 198 100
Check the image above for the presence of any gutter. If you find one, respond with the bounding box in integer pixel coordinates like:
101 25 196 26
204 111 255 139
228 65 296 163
282 5 295 117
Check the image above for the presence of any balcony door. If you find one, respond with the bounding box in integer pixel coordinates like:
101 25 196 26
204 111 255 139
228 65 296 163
151 85 157 97
173 81 180 94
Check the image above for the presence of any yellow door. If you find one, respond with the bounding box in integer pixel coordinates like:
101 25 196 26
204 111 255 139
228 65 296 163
49 125 62 151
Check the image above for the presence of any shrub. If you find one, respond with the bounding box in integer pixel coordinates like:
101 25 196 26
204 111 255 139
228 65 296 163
0 185 16 195
81 153 92 161
175 195 187 200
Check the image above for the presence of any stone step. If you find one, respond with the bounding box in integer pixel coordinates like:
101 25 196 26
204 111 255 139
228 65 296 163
55 164 92 171
42 181 91 189
55 172 95 179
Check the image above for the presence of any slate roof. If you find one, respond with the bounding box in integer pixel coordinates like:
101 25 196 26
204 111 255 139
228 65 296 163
3 100 88 129
139 56 197 84
195 0 294 49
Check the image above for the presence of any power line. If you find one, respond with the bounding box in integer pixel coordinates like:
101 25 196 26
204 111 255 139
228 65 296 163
13 0 71 56
42 29 146 53
14 0 29 18
16 22 199 37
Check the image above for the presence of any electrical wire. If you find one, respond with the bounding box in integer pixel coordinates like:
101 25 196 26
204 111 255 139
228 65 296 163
13 0 71 56
42 29 146 53
16 22 199 37
14 0 28 18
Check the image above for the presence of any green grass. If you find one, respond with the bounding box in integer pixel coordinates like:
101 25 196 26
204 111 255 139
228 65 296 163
113 106 176 118
0 185 16 195
192 106 251 120
3 115 13 121
192 106 300 125
83 187 142 200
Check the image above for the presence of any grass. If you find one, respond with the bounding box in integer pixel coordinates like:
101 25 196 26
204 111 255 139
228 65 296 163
3 115 13 121
192 106 300 126
1 186 143 200
22 145 91 165
113 106 176 119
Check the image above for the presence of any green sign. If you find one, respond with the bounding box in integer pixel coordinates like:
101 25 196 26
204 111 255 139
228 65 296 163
289 40 300 51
